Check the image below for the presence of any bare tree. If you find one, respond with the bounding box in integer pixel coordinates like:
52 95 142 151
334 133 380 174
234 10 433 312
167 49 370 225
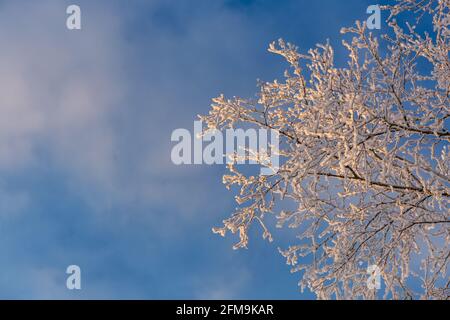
200 0 449 299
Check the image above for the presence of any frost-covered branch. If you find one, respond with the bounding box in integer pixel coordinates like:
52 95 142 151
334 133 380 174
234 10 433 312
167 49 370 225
201 0 450 299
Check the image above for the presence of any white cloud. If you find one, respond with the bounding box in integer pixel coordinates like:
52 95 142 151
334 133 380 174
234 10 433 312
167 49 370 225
0 0 260 221
0 184 29 219
193 266 250 299
0 0 123 184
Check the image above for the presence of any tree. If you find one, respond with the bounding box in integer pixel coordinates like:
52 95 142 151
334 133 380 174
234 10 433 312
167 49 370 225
199 0 449 299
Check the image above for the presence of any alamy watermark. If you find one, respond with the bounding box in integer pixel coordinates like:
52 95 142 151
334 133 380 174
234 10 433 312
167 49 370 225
171 121 279 175
66 5 81 30
63 5 379 32
66 265 81 290
366 5 381 30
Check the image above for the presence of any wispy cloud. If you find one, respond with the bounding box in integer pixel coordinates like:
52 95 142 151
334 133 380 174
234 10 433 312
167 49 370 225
0 0 371 298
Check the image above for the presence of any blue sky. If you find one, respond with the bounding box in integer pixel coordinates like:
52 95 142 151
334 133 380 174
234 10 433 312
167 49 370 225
0 0 391 299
